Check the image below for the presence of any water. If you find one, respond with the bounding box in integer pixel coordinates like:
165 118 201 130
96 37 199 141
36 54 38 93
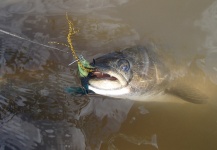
0 0 217 149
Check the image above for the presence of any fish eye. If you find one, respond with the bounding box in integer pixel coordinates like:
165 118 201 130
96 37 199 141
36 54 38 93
117 59 130 72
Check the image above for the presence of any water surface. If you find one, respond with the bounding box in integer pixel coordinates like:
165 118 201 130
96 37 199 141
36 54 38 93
0 0 217 149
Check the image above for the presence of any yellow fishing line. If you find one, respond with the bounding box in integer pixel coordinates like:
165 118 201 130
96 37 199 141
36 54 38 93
65 12 94 73
49 13 94 74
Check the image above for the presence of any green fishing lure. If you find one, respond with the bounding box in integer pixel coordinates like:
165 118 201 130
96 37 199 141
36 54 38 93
78 55 95 77
65 55 95 95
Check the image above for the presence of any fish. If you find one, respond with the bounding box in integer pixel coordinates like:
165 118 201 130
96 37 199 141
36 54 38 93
85 45 208 104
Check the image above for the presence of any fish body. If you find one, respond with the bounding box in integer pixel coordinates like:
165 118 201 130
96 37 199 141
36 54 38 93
86 46 208 104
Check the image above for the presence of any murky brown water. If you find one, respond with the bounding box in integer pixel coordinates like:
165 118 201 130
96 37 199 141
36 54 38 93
0 0 217 150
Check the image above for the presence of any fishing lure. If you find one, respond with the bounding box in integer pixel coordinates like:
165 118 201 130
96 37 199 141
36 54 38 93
65 12 94 78
47 13 95 94
0 13 94 95
65 13 95 95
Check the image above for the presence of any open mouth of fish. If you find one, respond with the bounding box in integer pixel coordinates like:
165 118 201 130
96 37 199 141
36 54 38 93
91 70 118 81
88 68 130 95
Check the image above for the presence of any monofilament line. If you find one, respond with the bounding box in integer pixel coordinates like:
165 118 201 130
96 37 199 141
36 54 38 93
0 29 68 53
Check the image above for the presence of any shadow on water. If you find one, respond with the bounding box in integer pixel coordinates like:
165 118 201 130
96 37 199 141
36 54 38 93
0 0 217 150
0 32 135 149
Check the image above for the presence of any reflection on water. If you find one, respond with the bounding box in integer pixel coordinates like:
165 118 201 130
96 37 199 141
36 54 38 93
0 0 217 149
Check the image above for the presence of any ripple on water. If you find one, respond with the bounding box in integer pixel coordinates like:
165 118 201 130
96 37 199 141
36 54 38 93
0 116 42 150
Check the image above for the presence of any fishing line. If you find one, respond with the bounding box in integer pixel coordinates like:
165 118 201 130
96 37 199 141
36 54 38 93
0 13 94 77
65 12 94 75
68 59 78 66
0 28 68 53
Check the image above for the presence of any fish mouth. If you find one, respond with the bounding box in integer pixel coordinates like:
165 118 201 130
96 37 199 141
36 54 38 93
88 68 128 91
91 71 118 81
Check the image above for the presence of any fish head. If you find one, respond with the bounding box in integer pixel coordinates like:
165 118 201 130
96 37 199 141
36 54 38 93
88 46 167 100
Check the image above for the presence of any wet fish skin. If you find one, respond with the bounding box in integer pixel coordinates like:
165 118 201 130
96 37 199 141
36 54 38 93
86 45 208 104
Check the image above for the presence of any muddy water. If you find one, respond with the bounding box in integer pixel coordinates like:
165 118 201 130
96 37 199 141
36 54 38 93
0 0 217 150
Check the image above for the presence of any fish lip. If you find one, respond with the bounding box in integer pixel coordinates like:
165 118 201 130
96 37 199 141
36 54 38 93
88 66 128 90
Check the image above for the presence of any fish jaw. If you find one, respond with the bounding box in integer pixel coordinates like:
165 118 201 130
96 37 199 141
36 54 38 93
88 85 131 96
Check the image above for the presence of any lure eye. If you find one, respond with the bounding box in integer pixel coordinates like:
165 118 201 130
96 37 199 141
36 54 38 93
117 59 130 72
